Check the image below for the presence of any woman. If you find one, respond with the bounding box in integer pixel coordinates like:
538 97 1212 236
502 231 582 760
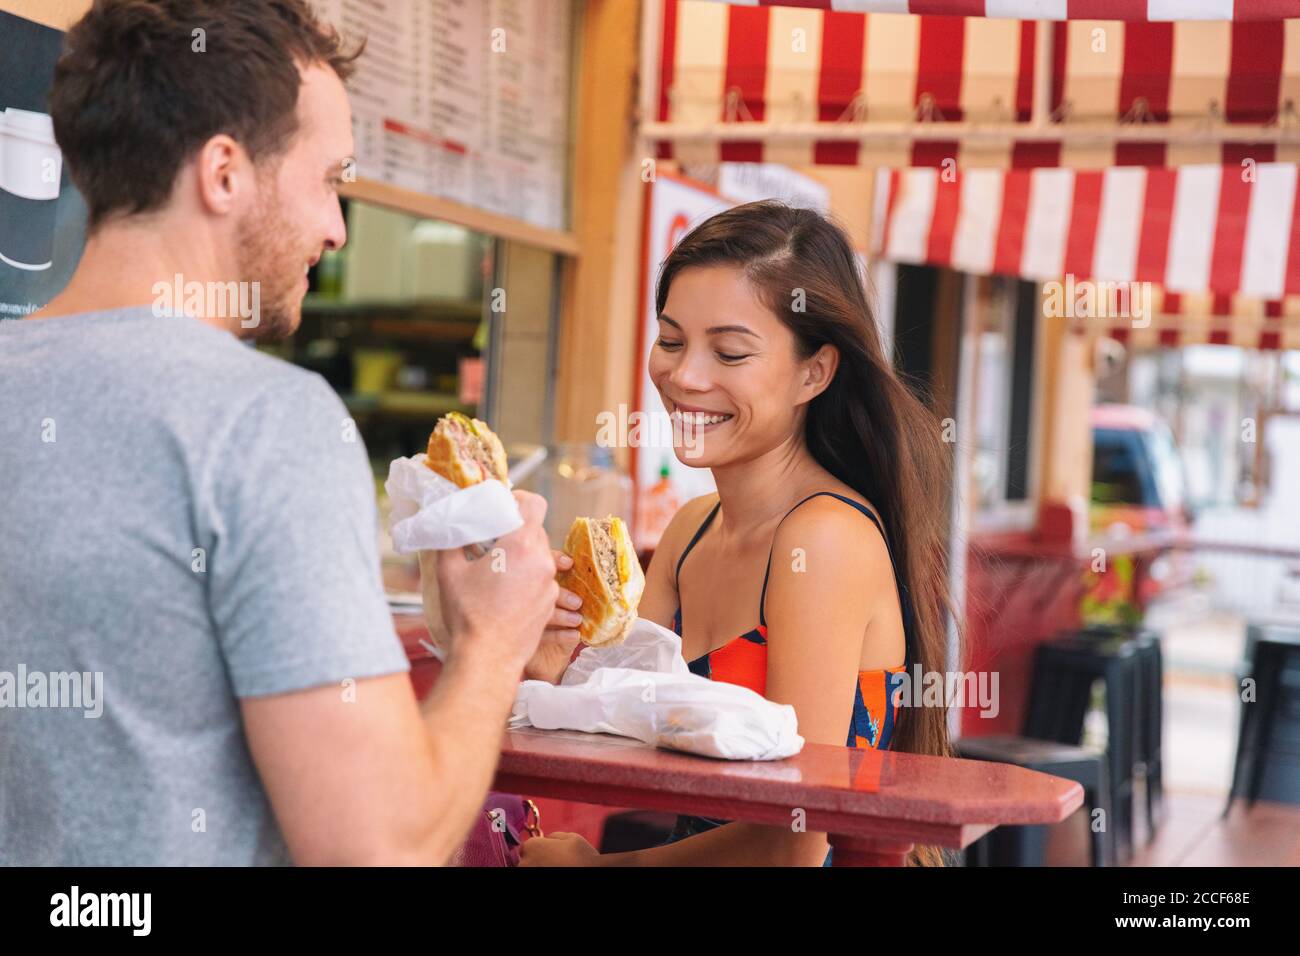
522 201 958 867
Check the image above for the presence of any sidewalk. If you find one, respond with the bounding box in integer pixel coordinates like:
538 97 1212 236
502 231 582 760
1122 606 1299 865
1158 607 1245 796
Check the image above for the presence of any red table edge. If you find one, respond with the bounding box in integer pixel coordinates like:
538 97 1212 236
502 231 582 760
495 770 1017 862
497 735 1086 828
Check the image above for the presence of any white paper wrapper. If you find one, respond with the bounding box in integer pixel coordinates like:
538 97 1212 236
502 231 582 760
509 618 804 761
384 454 523 554
559 616 691 684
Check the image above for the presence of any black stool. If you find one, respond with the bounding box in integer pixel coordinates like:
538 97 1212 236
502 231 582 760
1077 627 1164 840
1025 632 1141 864
956 735 1112 867
1226 625 1300 813
1130 631 1164 836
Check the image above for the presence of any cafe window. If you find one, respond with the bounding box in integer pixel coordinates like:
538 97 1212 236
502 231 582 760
972 276 1040 528
259 198 559 475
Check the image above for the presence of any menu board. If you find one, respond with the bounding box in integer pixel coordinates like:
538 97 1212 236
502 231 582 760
315 0 572 232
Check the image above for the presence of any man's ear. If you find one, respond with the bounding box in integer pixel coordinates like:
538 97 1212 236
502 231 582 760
800 343 839 402
193 134 246 217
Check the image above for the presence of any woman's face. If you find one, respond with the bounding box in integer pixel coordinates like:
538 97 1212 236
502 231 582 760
649 264 834 468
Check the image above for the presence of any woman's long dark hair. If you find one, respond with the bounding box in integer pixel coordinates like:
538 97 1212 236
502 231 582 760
655 200 961 866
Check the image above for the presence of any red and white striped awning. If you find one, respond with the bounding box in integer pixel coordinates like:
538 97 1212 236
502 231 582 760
650 0 1300 169
1094 290 1300 350
691 1 1300 21
871 163 1300 348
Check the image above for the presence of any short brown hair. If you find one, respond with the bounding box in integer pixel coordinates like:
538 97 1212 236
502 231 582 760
50 0 362 230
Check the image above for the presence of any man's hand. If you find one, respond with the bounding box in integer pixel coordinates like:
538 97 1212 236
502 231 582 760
430 490 558 670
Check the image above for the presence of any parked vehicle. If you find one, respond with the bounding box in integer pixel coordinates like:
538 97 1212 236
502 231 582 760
1092 405 1191 530
1090 404 1195 603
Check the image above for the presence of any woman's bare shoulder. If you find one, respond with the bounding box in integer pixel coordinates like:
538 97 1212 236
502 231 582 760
775 484 893 573
764 491 899 640
797 475 889 535
810 477 877 515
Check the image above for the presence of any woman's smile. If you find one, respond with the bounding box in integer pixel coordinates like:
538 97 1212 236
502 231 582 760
667 399 736 432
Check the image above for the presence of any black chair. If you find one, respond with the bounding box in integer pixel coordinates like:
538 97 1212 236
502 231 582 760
1024 631 1142 863
1225 625 1300 814
957 735 1112 867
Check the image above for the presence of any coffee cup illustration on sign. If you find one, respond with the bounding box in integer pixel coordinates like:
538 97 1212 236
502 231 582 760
0 108 63 272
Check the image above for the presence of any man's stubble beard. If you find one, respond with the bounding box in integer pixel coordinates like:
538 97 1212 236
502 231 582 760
234 190 307 344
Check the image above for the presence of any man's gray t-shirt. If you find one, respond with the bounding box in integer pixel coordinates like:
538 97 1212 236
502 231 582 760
0 307 410 865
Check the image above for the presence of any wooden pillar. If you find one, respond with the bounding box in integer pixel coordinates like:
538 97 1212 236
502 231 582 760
798 165 877 252
1035 298 1096 544
554 0 645 461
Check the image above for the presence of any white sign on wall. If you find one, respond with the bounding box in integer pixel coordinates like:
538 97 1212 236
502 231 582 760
716 162 829 212
633 173 736 507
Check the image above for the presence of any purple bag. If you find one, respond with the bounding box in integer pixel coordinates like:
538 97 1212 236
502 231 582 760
447 793 542 867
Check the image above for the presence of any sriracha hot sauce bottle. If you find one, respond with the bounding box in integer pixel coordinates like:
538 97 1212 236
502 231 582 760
637 459 680 553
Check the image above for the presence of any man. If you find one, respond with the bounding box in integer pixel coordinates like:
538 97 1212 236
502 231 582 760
0 0 580 865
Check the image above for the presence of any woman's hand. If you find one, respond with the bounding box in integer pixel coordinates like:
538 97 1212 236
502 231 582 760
423 493 558 673
521 551 584 684
518 831 602 867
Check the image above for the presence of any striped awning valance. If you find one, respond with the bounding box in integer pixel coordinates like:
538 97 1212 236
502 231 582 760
1073 288 1300 350
649 1 1300 169
688 1 1300 22
871 162 1300 347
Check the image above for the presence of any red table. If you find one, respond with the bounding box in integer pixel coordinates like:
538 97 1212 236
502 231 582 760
496 725 1083 866
395 611 1084 865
